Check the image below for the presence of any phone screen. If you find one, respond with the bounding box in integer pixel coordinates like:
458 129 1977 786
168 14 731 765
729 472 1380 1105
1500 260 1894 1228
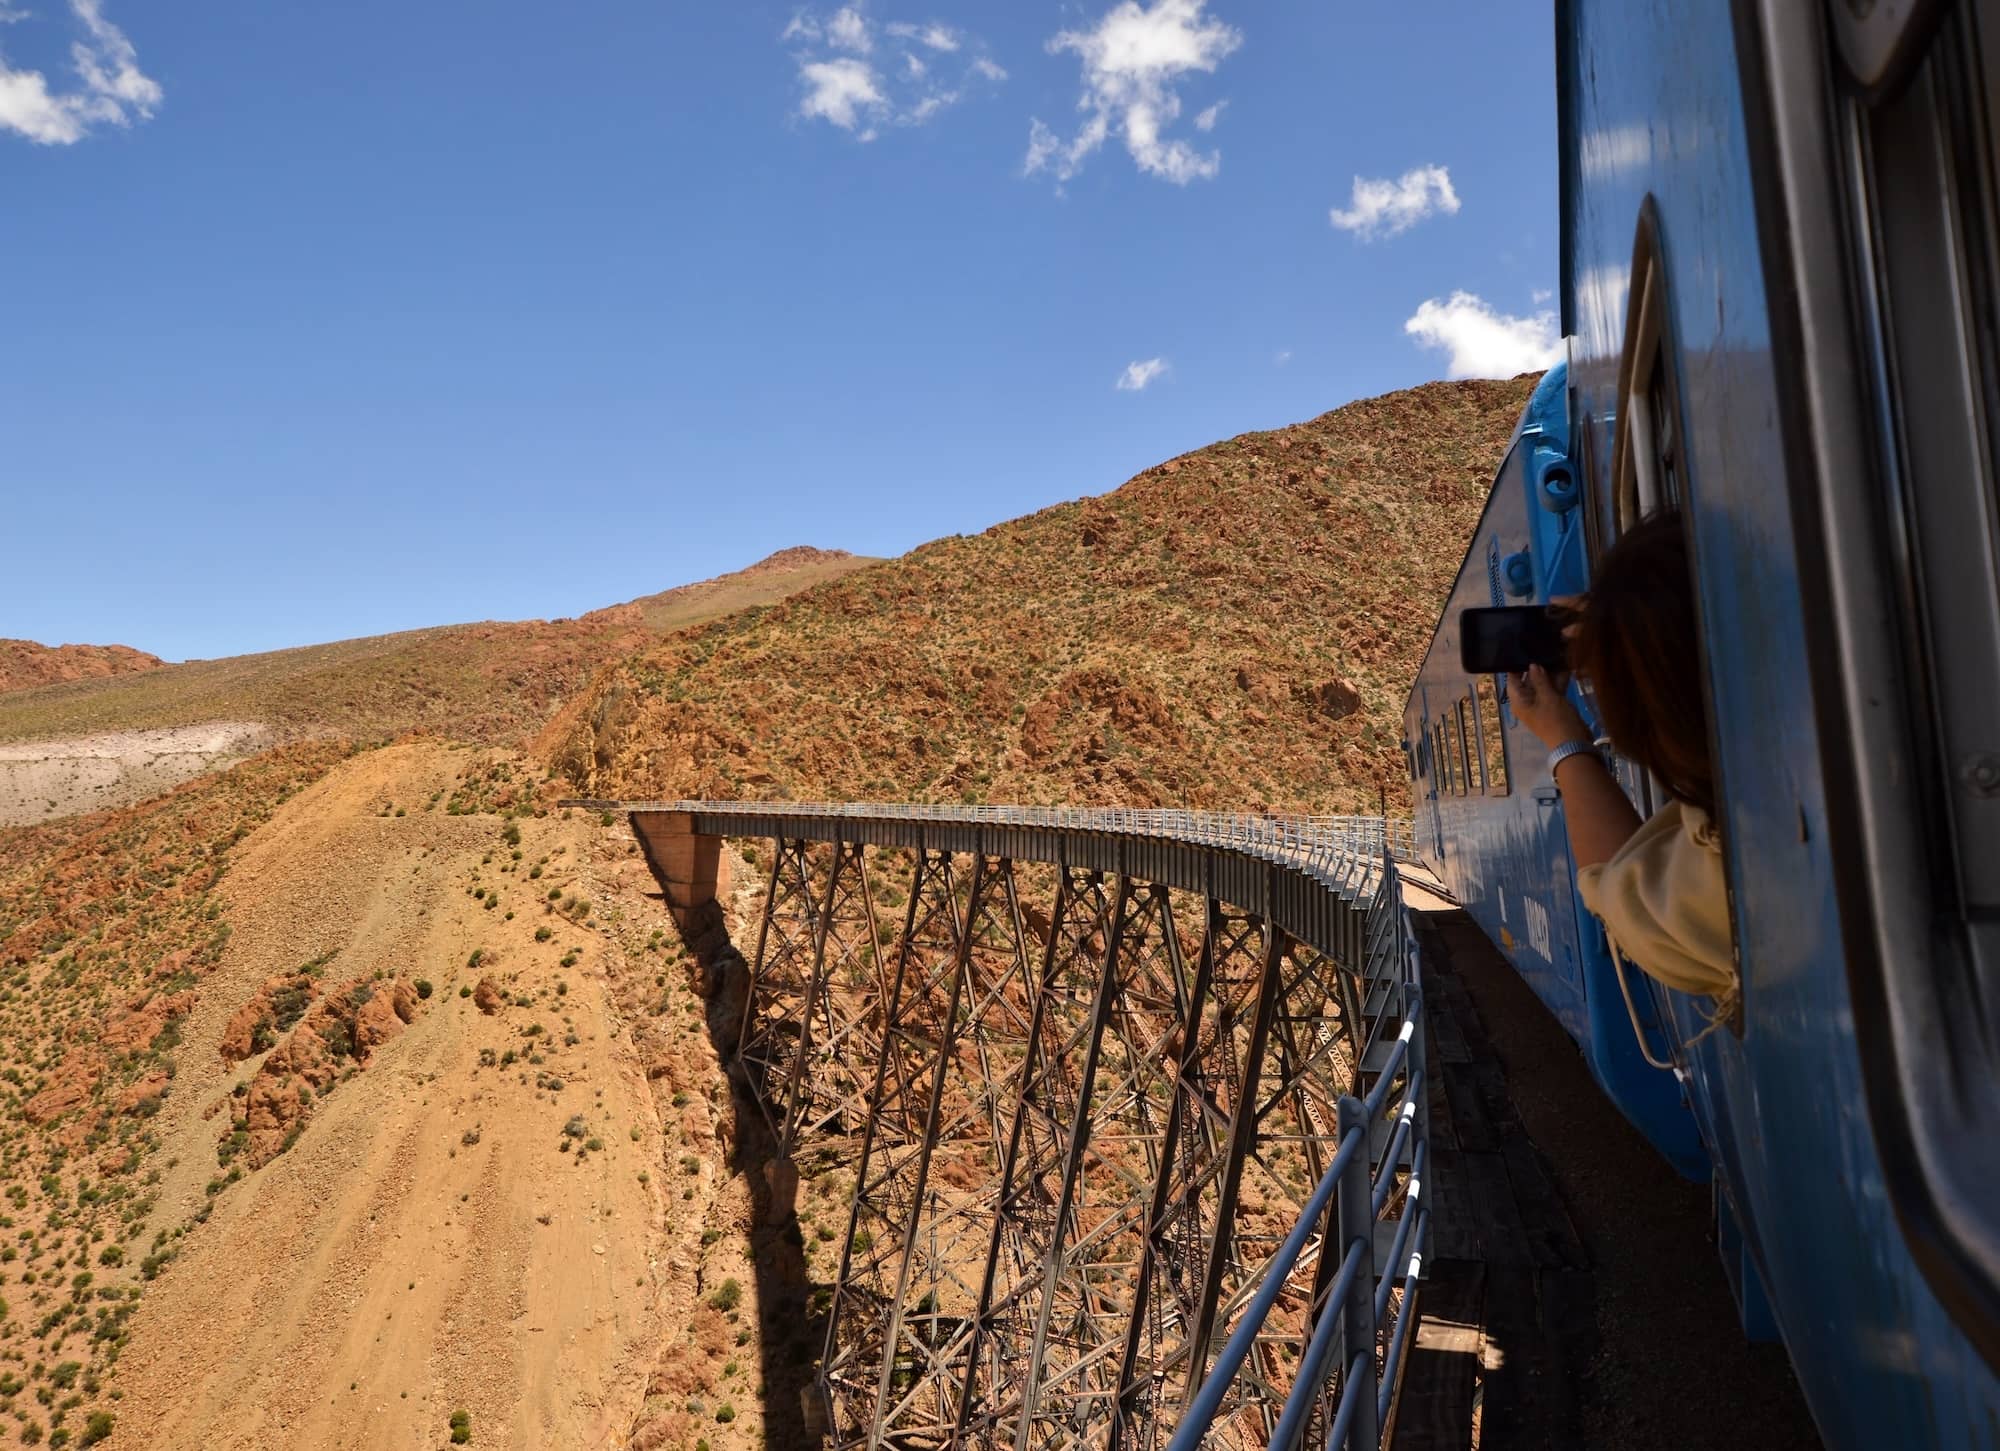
1459 606 1569 675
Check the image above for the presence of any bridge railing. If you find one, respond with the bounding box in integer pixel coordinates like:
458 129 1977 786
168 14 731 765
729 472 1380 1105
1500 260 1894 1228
573 797 1415 874
1169 847 1430 1451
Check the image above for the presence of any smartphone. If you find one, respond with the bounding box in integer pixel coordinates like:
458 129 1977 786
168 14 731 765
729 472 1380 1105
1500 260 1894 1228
1459 605 1569 675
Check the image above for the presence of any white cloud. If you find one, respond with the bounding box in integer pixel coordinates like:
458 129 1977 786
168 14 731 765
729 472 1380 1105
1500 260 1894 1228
887 20 959 52
0 0 158 145
787 7 1003 138
1116 357 1170 391
1274 348 1292 366
799 57 886 132
826 6 871 52
1404 291 1562 379
1329 165 1459 240
1025 0 1242 186
1531 287 1552 305
1193 99 1226 131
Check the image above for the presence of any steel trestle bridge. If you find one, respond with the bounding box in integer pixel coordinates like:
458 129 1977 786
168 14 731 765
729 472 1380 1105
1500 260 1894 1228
581 800 1434 1451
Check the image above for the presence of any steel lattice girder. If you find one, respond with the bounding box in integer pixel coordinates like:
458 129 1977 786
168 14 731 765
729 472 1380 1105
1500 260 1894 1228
736 839 1375 1451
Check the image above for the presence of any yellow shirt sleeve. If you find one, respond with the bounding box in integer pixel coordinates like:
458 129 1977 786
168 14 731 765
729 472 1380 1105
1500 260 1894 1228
1576 801 1738 1005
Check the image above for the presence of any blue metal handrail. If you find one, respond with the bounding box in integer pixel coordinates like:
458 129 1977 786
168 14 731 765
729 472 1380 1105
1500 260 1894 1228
1164 845 1431 1451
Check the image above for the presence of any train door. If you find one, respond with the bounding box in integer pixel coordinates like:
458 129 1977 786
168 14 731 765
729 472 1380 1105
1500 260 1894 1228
1748 0 2000 1372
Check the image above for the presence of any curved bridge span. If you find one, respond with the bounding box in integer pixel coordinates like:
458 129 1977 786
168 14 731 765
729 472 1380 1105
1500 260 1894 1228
580 802 1434 1451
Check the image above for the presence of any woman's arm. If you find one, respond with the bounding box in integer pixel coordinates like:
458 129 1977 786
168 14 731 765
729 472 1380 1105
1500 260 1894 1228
1509 663 1643 870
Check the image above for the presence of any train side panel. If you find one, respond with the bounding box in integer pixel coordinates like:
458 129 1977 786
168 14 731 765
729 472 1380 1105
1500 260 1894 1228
1557 0 2000 1444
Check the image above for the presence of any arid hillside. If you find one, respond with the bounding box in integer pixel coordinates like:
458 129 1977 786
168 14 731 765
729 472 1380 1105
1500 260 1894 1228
0 642 162 695
0 548 873 751
0 740 753 1451
548 376 1535 814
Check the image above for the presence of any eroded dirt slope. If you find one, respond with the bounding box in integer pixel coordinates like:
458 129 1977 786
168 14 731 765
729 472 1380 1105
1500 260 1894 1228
98 741 705 1451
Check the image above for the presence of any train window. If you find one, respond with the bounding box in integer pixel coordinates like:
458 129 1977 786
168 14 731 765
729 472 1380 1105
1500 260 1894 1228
1439 714 1459 796
1455 696 1477 792
1476 676 1508 794
1612 218 1685 531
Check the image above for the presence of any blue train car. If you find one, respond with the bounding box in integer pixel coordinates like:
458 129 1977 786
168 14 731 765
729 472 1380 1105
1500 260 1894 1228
1404 3 2000 1447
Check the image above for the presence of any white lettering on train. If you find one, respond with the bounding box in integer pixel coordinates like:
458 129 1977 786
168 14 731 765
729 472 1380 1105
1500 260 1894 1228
1524 895 1551 960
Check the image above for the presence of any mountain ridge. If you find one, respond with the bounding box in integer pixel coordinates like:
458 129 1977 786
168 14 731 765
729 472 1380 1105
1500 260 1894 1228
547 375 1537 815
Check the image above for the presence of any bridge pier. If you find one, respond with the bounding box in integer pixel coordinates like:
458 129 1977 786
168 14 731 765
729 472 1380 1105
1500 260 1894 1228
629 810 728 920
629 810 737 990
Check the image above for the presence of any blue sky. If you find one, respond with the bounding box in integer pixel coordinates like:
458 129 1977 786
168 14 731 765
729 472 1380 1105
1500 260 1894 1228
1 2 1556 662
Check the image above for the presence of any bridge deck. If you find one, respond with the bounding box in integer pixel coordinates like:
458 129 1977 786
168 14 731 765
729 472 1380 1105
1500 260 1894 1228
1395 911 1822 1451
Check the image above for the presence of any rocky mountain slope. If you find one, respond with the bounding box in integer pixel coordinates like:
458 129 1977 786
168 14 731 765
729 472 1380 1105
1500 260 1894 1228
548 376 1535 815
0 641 162 695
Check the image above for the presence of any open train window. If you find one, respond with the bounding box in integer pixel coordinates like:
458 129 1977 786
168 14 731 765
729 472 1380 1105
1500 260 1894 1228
1612 204 1686 532
1476 675 1509 794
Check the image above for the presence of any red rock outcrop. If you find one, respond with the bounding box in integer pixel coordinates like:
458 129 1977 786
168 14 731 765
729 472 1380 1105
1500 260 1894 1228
0 638 163 693
24 1049 101 1125
218 975 422 1169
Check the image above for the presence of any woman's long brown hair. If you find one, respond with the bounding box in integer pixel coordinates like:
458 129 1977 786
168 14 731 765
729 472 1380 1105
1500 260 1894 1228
1560 511 1718 818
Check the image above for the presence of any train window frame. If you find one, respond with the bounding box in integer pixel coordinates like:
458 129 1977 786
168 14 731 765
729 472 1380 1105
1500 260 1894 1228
1476 674 1509 795
1455 695 1478 792
1611 208 1687 530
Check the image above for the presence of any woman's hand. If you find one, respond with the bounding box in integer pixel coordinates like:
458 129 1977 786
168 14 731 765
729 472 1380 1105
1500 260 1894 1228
1510 663 1593 750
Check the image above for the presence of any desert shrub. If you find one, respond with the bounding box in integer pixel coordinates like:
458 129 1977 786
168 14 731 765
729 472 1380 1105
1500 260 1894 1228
79 1412 113 1446
320 1019 355 1059
449 1407 471 1444
709 1279 741 1313
534 926 552 943
49 1362 80 1390
414 980 434 1000
502 823 521 847
715 1404 735 1424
